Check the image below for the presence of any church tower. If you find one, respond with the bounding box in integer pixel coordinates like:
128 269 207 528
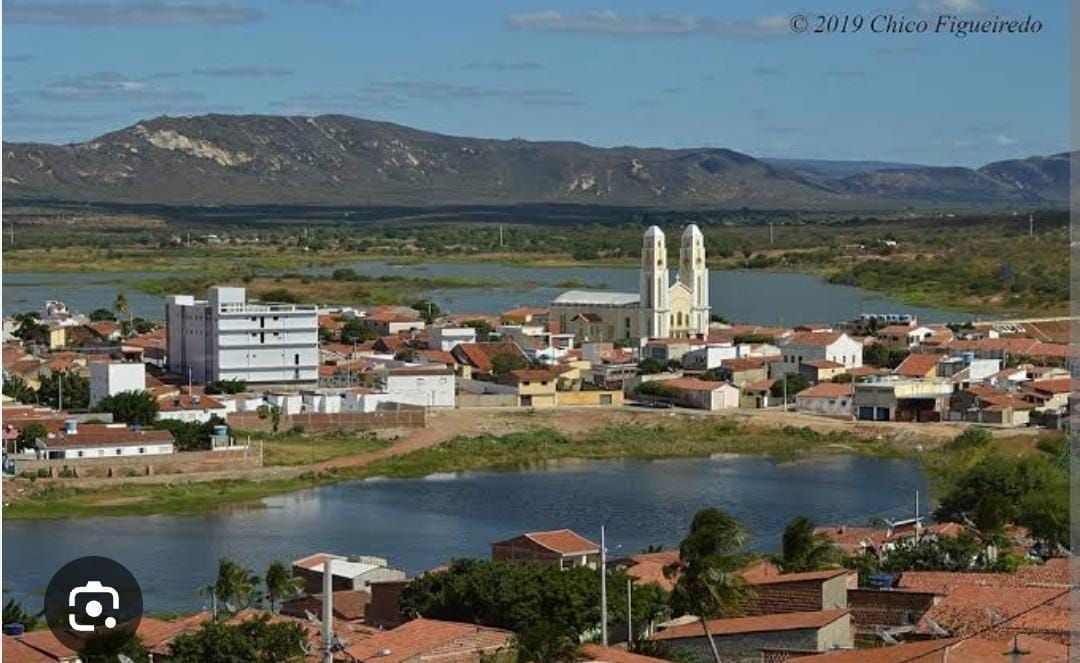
640 226 670 340
679 223 710 337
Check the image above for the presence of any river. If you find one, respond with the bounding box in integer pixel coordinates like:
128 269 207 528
3 261 969 323
2 454 927 613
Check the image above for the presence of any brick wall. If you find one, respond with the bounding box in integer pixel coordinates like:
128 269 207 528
13 448 262 479
848 589 938 630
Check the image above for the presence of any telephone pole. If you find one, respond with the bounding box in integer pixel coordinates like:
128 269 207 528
600 524 608 646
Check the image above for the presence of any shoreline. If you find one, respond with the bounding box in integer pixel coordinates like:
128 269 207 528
3 414 923 521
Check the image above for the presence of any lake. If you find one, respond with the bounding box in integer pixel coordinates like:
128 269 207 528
2 261 971 324
2 454 927 613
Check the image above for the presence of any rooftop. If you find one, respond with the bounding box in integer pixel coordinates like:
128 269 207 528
344 618 512 663
551 290 640 307
652 609 848 641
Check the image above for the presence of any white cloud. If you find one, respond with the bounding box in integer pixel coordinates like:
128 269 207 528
4 1 263 25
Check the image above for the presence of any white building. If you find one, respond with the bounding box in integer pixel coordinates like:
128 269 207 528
156 394 230 424
89 361 146 408
378 367 455 408
795 383 854 417
166 286 318 385
778 331 863 374
39 422 175 460
429 326 477 352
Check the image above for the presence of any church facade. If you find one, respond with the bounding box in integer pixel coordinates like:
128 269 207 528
550 225 710 343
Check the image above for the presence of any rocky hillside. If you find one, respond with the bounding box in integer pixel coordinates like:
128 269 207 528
1 114 1069 208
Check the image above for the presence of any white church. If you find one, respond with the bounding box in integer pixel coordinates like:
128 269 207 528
549 225 710 343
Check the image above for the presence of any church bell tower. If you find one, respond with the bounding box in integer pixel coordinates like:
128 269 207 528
679 223 710 337
640 226 670 340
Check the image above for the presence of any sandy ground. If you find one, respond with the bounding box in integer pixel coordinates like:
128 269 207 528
2 407 1039 498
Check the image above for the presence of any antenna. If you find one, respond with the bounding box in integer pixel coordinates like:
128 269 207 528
1028 213 1033 237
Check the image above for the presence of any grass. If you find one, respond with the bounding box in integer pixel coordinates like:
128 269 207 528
3 421 910 520
256 430 390 466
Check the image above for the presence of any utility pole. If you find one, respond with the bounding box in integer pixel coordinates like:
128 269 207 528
627 579 633 644
600 524 608 647
1028 213 1034 237
58 373 63 411
322 558 334 663
499 224 504 248
769 221 774 245
914 490 920 544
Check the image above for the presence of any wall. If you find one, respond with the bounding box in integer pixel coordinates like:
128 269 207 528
847 589 938 631
661 627 826 662
457 393 518 408
555 391 624 407
227 407 426 432
796 395 853 417
14 447 260 479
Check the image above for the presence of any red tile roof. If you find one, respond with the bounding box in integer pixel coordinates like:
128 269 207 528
663 378 731 392
344 618 512 663
157 394 226 411
521 529 600 555
898 559 1069 595
652 609 848 640
785 331 845 347
721 357 770 371
1 636 55 663
45 425 175 450
894 353 940 378
796 382 853 399
1023 377 1072 395
914 585 1068 638
802 359 844 369
795 635 1067 662
451 342 523 373
506 369 557 382
5 630 79 661
581 644 670 663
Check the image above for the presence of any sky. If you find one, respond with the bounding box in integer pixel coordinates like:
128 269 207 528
1 0 1068 165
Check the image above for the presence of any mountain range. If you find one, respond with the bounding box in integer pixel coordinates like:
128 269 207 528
2 114 1069 209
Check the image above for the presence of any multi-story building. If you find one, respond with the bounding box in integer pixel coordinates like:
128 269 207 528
166 286 318 385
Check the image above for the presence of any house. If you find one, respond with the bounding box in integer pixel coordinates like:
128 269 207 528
501 307 548 325
450 341 526 376
877 324 936 349
794 635 1067 662
659 378 739 411
795 382 854 417
799 359 847 384
343 618 514 663
378 366 456 408
853 378 953 422
3 630 81 662
156 394 229 424
35 422 175 460
500 369 558 408
949 386 1036 427
88 361 146 408
581 644 670 663
779 331 863 373
739 379 776 409
651 610 853 661
491 529 601 569
428 325 477 351
1021 378 1071 412
913 585 1069 642
279 589 371 622
642 338 696 364
680 342 738 371
363 308 425 336
893 353 941 379
716 357 771 387
290 553 406 594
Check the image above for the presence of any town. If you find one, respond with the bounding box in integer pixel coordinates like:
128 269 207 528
1 224 1071 662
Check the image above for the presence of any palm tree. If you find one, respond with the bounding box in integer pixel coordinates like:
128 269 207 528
264 560 304 612
3 598 42 630
777 516 839 573
203 558 260 615
664 508 756 663
114 292 131 335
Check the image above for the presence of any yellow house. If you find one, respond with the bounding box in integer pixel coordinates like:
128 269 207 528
46 324 67 350
501 369 558 408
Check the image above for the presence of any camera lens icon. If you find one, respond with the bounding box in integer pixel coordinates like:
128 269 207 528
44 556 143 651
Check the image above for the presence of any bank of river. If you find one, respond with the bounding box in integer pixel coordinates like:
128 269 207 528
3 261 973 323
2 454 927 613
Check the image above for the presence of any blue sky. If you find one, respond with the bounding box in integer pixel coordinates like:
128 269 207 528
2 0 1067 165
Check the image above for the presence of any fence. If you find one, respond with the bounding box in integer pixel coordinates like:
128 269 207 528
227 405 427 433
13 447 261 479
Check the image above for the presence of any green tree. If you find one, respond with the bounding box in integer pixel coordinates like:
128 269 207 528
770 373 809 403
80 630 149 661
168 616 307 663
114 292 131 332
88 308 118 322
12 312 47 342
340 318 376 344
461 319 495 340
637 358 667 375
490 352 526 377
204 558 261 613
665 509 756 663
264 560 304 612
411 299 442 324
2 374 37 404
15 422 47 452
776 517 840 572
94 390 159 425
256 404 282 434
205 378 248 395
155 415 227 452
3 598 43 630
37 369 90 410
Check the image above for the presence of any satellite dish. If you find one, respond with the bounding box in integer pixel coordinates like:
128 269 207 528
117 655 136 663
877 628 898 645
304 609 320 624
925 618 951 637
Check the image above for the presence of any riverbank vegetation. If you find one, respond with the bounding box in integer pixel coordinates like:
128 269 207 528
3 206 1066 316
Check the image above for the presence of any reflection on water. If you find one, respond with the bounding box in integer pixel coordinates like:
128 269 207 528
3 455 927 612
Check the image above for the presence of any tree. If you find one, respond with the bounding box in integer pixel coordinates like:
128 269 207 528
204 558 261 613
776 517 840 572
15 423 47 453
12 312 46 342
37 369 90 410
2 374 36 404
340 318 376 344
205 378 248 395
490 352 526 377
411 299 442 324
665 509 756 663
155 415 227 452
637 358 667 375
88 308 117 322
114 292 131 331
256 404 283 434
264 560 304 612
94 390 159 425
80 630 149 661
3 598 42 630
770 373 809 403
168 616 307 663
461 319 494 341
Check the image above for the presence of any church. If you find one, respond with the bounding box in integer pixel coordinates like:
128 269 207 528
550 225 710 344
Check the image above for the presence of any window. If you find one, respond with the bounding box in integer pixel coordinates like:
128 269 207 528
115 449 122 455
77 451 84 458
138 447 146 454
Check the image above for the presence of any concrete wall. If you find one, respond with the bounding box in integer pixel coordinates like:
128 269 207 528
13 447 260 478
228 407 426 432
555 391 624 407
848 589 938 631
457 393 518 408
796 395 853 417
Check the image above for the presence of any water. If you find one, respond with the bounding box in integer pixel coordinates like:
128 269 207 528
2 261 969 323
2 455 927 613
